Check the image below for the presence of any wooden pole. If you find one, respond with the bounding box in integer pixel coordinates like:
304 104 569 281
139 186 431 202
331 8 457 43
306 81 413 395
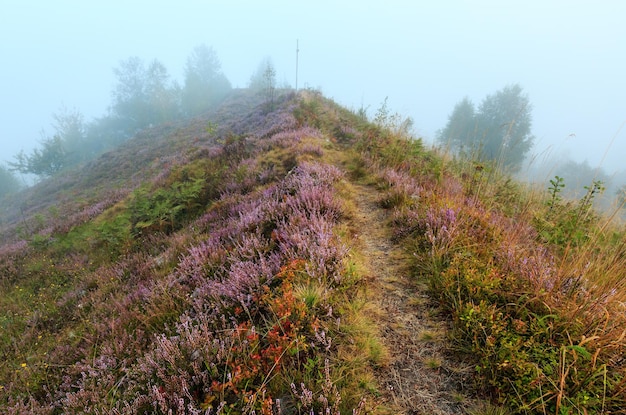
295 39 299 92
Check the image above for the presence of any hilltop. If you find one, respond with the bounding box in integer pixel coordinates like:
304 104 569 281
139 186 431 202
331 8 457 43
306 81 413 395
1 90 625 414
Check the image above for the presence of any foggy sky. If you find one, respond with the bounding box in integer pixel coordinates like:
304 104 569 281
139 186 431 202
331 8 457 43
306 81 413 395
1 1 625 174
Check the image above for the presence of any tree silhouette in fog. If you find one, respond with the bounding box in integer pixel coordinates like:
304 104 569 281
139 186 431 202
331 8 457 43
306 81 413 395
111 57 180 135
438 84 534 172
181 44 231 116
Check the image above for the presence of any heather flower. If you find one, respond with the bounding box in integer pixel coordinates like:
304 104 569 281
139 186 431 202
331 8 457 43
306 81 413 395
253 109 298 139
261 126 324 150
297 161 344 184
422 207 459 254
5 398 54 415
195 253 282 310
291 382 315 407
3 96 360 413
180 240 225 276
381 168 422 199
339 125 358 139
0 239 29 258
496 242 558 294
391 206 431 241
284 184 342 221
275 213 347 283
314 328 333 351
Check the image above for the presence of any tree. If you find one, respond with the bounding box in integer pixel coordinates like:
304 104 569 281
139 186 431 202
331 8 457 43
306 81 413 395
51 106 87 166
438 84 534 171
181 44 231 116
249 57 277 110
250 58 275 92
84 114 129 152
144 60 181 122
437 97 476 153
9 135 66 177
476 84 534 169
10 107 103 180
263 63 277 110
0 164 21 197
111 56 145 130
110 57 180 135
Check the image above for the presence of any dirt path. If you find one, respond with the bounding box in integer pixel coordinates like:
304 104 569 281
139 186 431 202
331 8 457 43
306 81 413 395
349 183 476 415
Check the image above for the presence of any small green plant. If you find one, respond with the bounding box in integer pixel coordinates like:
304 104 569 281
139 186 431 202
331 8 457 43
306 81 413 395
547 175 565 211
468 402 510 415
205 121 218 135
293 281 325 309
577 179 605 219
424 356 442 369
373 97 390 128
129 176 206 235
96 213 131 255
418 330 441 342
373 97 414 138
539 177 605 248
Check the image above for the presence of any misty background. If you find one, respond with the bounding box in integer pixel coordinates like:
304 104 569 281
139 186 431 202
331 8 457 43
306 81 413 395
1 1 624 186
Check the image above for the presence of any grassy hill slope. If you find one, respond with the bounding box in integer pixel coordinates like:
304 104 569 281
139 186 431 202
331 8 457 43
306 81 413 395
1 90 625 414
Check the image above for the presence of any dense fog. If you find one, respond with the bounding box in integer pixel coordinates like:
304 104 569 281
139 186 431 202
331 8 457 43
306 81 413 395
1 1 624 198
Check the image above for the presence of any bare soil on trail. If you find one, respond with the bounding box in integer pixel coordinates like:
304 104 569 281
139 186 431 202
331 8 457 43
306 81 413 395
349 183 477 415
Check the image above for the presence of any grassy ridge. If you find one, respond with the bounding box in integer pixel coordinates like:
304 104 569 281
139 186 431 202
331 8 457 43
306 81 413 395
1 90 625 414
0 92 374 413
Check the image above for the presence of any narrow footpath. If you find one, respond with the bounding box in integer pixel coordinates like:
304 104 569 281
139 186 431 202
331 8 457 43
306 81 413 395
349 182 476 415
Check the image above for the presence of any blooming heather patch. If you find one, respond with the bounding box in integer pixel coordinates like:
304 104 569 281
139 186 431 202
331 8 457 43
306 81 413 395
498 244 557 293
378 167 422 209
252 104 298 138
422 206 459 255
380 168 422 198
226 99 298 141
262 126 324 150
148 153 193 187
0 239 29 259
5 157 355 413
112 162 349 413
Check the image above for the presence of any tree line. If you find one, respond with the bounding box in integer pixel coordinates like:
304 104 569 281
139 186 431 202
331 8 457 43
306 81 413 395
436 83 534 172
0 45 279 195
437 84 626 213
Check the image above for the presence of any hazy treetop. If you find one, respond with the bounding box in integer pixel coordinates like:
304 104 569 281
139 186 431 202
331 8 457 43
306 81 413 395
1 0 624 172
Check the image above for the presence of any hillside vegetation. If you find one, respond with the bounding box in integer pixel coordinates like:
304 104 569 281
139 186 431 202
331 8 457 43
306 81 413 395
1 90 625 414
